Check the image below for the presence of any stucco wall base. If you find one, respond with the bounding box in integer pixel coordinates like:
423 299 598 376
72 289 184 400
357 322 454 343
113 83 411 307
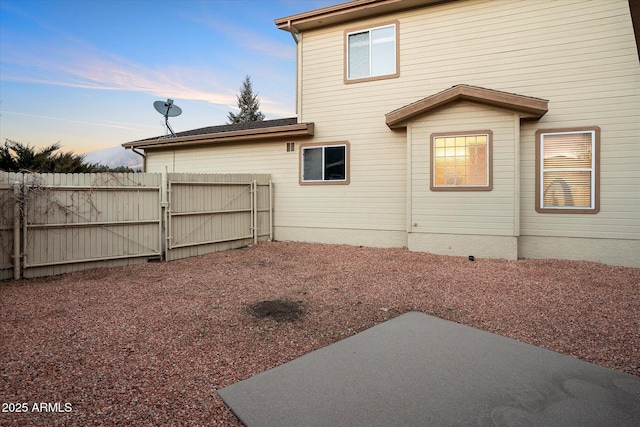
518 236 640 268
271 228 638 267
408 233 518 260
274 227 407 249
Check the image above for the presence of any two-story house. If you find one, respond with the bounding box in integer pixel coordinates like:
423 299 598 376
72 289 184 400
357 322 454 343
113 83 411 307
124 0 640 267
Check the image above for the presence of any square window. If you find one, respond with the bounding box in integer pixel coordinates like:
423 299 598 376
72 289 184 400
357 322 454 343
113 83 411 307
430 132 492 191
300 143 349 185
535 128 600 213
346 23 398 82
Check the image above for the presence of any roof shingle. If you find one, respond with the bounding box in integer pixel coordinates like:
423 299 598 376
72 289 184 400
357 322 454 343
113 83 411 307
132 117 300 144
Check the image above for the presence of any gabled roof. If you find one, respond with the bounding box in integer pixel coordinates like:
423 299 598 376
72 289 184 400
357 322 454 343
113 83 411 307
275 0 455 33
385 85 549 129
123 118 314 150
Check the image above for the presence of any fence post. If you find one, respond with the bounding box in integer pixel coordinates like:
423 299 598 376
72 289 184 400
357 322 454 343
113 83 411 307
161 169 168 260
253 180 258 245
12 182 21 280
22 175 28 275
269 180 273 241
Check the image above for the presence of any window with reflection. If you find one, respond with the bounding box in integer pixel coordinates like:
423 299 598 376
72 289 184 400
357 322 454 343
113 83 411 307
536 128 599 213
346 23 397 81
431 132 492 191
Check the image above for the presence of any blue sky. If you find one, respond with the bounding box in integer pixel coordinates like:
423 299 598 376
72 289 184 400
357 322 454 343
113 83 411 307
0 0 338 154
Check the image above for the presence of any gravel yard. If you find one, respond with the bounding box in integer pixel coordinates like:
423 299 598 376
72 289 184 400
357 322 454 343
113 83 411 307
1 241 639 426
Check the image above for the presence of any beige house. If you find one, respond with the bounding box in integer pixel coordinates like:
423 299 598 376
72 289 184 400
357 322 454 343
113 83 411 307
124 0 640 267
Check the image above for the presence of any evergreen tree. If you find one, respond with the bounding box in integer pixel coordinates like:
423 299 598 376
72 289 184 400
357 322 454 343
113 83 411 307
0 140 89 172
227 75 265 124
0 139 137 173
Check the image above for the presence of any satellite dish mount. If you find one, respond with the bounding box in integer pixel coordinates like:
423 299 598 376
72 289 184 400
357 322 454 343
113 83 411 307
154 99 182 137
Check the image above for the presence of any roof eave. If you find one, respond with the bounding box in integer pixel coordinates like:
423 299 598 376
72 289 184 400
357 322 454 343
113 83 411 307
275 0 455 32
385 85 549 129
123 123 314 150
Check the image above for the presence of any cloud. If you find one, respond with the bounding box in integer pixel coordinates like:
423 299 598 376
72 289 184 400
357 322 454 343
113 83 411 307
240 35 296 62
0 110 147 132
0 1 297 121
1 41 238 105
1 39 297 120
185 15 296 62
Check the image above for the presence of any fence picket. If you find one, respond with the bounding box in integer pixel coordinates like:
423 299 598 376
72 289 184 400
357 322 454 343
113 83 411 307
0 171 271 279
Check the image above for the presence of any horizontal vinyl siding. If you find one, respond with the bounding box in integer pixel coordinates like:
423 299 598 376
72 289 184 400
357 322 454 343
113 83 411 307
300 0 639 241
146 141 406 232
399 0 637 98
300 24 408 234
299 23 408 232
410 102 516 236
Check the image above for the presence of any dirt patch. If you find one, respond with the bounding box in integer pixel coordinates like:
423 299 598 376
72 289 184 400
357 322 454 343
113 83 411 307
248 299 304 322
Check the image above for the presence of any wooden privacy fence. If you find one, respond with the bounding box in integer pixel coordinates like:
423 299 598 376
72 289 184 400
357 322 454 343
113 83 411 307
165 173 272 261
0 172 272 280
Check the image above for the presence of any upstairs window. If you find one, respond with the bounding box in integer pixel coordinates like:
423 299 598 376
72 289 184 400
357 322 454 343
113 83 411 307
536 128 600 213
346 22 398 82
431 131 493 191
300 143 349 185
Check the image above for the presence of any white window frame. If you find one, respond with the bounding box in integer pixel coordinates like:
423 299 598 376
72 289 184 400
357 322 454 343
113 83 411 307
346 22 398 82
536 128 599 213
300 143 349 185
430 131 493 191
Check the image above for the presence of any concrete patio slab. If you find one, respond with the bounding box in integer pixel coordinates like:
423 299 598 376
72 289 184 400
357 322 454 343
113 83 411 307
218 311 640 426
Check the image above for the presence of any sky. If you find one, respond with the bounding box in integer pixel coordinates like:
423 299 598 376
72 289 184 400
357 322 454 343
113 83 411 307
0 0 339 155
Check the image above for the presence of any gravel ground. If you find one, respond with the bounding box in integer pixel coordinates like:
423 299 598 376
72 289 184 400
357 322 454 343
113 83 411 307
1 242 639 426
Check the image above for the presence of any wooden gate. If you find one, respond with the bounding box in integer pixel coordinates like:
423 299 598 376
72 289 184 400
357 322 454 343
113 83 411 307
165 173 272 261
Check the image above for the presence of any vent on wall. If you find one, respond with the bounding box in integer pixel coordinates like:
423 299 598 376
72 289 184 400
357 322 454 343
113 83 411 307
286 142 295 152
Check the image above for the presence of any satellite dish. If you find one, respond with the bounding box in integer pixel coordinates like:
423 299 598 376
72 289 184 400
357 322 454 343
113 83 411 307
154 99 182 137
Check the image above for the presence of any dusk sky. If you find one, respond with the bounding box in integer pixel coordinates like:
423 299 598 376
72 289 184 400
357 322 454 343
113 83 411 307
0 0 339 155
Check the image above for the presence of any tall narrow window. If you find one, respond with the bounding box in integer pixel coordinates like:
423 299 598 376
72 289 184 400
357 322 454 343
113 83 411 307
430 131 492 191
346 23 398 82
300 143 349 184
536 128 600 213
